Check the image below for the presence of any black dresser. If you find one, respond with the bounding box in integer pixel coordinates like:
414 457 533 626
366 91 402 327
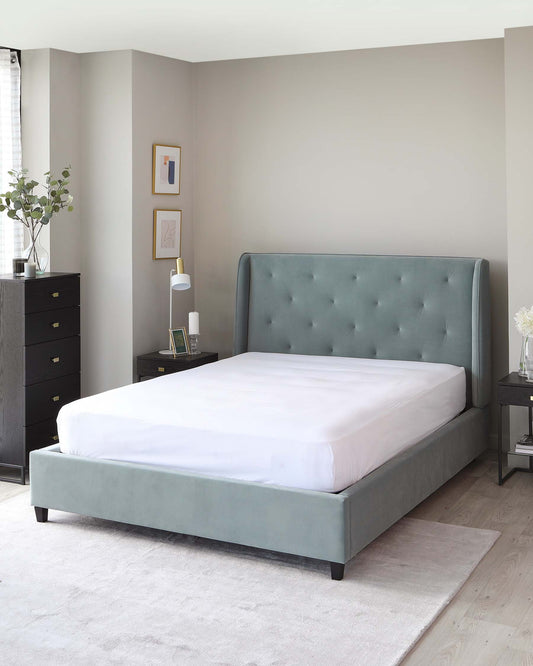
0 273 80 483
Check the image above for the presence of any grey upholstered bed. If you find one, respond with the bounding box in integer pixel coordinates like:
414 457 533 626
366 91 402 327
30 253 491 580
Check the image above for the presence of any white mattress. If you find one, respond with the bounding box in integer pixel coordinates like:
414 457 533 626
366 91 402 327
58 352 466 493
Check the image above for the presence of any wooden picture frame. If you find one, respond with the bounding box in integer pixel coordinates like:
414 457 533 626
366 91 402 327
170 327 190 355
152 144 181 195
153 209 182 260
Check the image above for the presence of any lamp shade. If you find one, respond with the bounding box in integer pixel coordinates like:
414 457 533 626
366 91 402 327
171 272 191 290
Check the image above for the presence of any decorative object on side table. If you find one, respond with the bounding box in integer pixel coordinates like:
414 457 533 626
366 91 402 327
514 306 533 379
170 327 190 355
12 257 24 276
152 144 181 195
159 257 191 355
0 166 74 273
188 311 200 354
136 351 218 381
24 262 36 278
497 372 533 485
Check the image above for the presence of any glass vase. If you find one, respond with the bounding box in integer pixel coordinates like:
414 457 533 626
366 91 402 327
519 336 528 377
24 232 49 274
525 337 533 382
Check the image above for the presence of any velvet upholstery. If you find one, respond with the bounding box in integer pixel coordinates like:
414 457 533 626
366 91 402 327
30 253 491 574
234 253 490 408
30 407 487 565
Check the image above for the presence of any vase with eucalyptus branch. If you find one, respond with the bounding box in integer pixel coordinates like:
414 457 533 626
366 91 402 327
0 167 73 273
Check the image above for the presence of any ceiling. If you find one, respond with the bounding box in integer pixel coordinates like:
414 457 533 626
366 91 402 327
2 0 533 63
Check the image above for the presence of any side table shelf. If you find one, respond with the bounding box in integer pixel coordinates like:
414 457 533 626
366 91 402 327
497 372 533 485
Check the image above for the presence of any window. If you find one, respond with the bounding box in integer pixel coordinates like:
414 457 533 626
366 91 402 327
0 47 23 273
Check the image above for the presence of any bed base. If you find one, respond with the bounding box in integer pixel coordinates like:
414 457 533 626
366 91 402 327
30 406 488 580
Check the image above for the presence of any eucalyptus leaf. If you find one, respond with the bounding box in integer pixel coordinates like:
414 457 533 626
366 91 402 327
7 210 16 218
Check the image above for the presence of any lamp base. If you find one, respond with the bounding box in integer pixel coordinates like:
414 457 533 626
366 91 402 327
159 349 174 355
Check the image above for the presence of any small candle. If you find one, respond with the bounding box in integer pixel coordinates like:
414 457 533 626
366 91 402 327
24 262 36 278
12 258 25 276
189 311 200 335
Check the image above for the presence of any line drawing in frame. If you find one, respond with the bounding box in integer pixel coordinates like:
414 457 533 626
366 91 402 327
153 209 182 260
153 144 181 195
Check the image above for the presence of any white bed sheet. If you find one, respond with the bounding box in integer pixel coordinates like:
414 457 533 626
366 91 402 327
58 352 466 492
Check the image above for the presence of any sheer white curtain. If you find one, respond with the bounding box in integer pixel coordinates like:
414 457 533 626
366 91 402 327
0 48 23 273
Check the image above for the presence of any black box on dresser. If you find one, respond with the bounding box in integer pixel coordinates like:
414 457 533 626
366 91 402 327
0 272 80 483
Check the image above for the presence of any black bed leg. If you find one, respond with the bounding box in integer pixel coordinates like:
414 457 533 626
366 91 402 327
330 562 345 581
34 507 48 523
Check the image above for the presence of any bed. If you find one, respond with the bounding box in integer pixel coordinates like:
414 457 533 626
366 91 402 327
30 253 491 580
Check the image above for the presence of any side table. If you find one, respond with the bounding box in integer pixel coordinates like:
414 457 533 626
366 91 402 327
136 351 218 381
497 372 533 485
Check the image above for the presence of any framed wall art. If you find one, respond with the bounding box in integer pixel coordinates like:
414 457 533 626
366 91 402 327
152 144 181 194
153 209 182 260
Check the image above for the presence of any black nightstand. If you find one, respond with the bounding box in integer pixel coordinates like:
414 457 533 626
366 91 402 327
136 351 218 381
497 372 533 485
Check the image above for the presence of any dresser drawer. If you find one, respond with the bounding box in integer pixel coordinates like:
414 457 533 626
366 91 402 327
24 336 80 385
25 419 59 459
25 373 80 425
25 307 80 345
25 276 80 313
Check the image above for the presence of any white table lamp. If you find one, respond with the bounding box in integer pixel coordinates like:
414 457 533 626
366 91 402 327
160 258 191 354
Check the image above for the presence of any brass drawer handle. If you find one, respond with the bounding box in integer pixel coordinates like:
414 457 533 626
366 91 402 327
158 367 165 372
51 322 60 328
51 356 60 364
52 395 60 402
51 291 60 298
52 435 58 441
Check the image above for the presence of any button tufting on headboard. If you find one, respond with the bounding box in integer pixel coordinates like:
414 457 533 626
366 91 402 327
234 253 491 409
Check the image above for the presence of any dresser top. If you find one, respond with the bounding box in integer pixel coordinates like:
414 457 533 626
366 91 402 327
0 272 80 282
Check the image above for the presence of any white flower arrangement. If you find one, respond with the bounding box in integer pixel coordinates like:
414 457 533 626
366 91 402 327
514 306 533 337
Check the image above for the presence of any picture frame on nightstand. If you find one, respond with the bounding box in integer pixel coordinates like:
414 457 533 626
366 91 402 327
170 327 190 355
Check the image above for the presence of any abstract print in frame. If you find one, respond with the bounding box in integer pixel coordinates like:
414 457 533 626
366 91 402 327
153 209 182 260
152 144 181 195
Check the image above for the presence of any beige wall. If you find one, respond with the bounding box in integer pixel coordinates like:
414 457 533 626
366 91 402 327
131 51 194 361
505 26 533 452
49 49 81 274
80 51 133 395
194 40 508 414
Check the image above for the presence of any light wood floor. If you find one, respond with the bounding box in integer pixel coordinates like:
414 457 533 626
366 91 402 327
2 453 532 665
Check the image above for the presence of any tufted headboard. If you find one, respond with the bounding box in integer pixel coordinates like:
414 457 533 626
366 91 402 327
233 253 491 408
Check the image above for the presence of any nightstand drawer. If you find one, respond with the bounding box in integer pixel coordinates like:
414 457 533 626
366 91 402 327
25 307 80 345
497 384 533 406
24 336 80 385
25 373 80 425
25 276 80 313
25 419 59 459
137 359 178 377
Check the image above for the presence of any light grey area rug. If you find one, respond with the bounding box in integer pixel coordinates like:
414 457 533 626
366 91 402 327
0 492 498 666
